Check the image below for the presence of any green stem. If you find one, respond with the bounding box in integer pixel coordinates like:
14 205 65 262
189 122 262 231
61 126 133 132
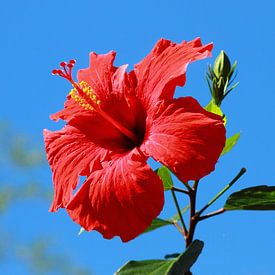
197 168 246 216
171 189 188 237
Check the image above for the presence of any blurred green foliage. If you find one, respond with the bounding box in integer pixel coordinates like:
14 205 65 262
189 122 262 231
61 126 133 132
0 122 92 275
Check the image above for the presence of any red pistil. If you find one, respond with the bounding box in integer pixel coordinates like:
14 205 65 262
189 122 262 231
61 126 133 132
52 59 76 81
52 60 92 106
52 60 140 146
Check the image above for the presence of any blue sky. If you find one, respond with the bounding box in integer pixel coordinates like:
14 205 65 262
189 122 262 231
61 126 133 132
1 0 275 274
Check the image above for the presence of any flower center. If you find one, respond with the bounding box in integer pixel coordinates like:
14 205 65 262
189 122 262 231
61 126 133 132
69 81 100 111
52 60 141 147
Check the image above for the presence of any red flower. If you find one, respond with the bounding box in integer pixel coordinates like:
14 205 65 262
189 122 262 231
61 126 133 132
44 38 226 242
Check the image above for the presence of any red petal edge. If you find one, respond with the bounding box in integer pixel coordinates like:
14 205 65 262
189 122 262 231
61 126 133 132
44 125 108 211
141 97 226 182
134 37 213 109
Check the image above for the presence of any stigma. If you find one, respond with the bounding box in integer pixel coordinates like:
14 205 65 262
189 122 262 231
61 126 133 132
52 60 100 111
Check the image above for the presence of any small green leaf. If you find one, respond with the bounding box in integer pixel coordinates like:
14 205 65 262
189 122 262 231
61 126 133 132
205 100 227 125
157 166 174 191
143 218 173 233
78 227 85 236
221 133 241 156
224 186 275 210
115 240 204 275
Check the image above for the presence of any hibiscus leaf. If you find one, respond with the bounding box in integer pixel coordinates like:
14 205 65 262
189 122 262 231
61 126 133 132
205 100 227 125
221 133 240 156
164 253 180 259
115 240 204 275
224 186 275 210
115 259 174 275
143 218 173 234
168 240 204 274
157 166 174 191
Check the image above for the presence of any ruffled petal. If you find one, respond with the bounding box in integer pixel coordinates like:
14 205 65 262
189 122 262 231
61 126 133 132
50 97 89 122
141 97 226 182
44 125 109 212
77 51 116 100
134 38 213 109
51 52 138 124
66 149 164 242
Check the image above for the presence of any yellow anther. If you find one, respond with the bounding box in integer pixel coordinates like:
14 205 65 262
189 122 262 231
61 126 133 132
69 81 99 111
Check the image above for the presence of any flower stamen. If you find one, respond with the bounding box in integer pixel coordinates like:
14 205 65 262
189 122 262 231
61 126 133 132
52 60 101 111
52 60 140 146
69 81 100 111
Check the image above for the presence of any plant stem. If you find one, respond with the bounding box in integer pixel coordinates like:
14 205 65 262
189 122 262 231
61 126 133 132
173 221 186 238
198 208 226 221
197 168 246 216
192 180 199 190
172 186 189 195
182 169 246 274
185 181 199 247
182 181 192 192
171 189 188 237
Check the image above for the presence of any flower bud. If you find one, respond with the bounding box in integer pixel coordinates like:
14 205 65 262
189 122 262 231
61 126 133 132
213 51 231 79
206 50 238 106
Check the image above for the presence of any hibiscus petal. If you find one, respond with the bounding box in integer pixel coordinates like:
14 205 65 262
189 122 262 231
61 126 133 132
77 51 116 100
50 97 89 122
141 97 226 182
51 53 135 123
66 149 164 242
44 125 108 212
134 38 213 109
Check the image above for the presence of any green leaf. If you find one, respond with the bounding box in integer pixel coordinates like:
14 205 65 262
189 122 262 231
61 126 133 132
168 240 204 274
164 253 180 259
78 227 85 236
157 166 174 191
115 240 204 275
204 100 227 125
143 218 173 233
224 186 275 210
116 260 174 275
221 133 241 156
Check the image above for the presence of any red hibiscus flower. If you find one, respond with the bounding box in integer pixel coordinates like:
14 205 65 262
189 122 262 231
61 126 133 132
44 38 226 242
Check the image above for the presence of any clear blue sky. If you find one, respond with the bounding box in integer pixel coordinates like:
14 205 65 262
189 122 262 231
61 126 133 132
1 0 275 274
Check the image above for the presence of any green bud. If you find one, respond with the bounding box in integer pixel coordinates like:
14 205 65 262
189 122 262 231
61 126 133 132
206 51 238 107
213 50 231 79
